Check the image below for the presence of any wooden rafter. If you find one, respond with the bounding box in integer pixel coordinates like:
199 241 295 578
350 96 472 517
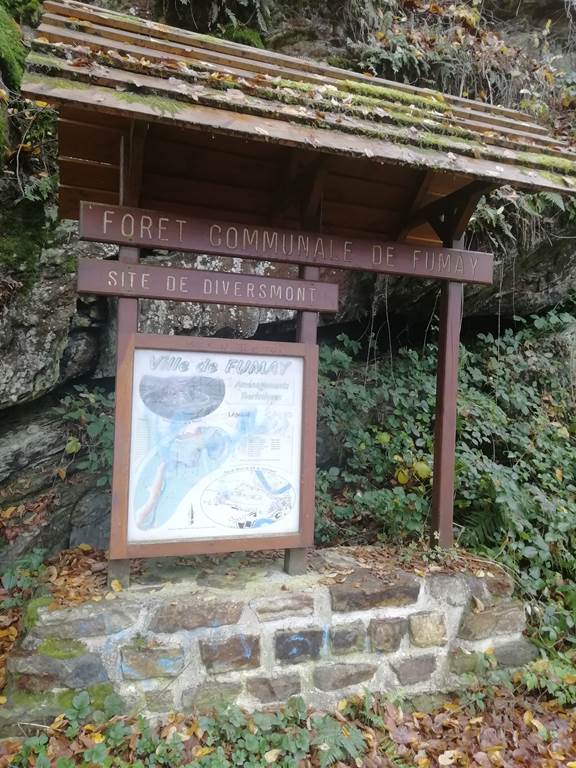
402 181 496 243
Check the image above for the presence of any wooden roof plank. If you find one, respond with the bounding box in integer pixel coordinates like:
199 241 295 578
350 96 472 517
59 119 122 163
21 71 576 196
25 54 576 185
60 156 119 191
35 19 559 146
42 0 544 125
30 35 571 164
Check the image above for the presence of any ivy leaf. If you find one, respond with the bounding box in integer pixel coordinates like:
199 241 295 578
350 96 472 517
65 436 82 455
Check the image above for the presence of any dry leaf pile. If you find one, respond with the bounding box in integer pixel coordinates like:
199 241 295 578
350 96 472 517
0 607 18 693
0 546 109 694
42 546 108 607
348 545 510 582
377 694 576 767
0 493 54 544
0 688 575 767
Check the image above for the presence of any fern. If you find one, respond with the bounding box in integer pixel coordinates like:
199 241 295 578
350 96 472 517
540 191 566 212
378 736 413 768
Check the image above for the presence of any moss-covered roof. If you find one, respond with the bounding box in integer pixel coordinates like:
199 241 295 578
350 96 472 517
21 0 576 196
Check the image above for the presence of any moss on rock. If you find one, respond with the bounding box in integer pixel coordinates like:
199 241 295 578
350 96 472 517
7 686 74 712
221 24 264 49
0 0 41 25
0 6 26 89
87 682 115 710
38 638 88 659
23 596 53 631
0 202 48 287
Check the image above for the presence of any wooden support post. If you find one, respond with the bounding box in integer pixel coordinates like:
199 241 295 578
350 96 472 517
108 123 147 589
284 175 323 576
430 239 464 548
283 264 319 576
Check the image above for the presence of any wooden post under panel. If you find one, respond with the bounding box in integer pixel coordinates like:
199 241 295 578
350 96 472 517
284 179 323 576
283 264 319 576
108 123 147 588
430 239 464 548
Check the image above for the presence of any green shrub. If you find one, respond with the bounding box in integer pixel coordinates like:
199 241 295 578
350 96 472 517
54 385 116 488
317 308 576 652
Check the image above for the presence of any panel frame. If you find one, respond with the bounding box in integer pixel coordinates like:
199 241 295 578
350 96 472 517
109 333 318 559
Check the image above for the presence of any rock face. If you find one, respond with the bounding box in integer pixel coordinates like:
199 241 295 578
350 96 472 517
0 221 113 411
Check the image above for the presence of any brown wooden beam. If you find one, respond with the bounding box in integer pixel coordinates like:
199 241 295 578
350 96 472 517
402 180 495 243
270 154 325 223
394 169 435 240
284 176 323 576
108 121 148 587
430 236 464 548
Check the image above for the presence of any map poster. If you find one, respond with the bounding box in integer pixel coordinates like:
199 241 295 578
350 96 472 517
125 341 309 547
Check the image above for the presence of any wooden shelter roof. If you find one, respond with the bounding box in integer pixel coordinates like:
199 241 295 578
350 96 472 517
21 0 576 241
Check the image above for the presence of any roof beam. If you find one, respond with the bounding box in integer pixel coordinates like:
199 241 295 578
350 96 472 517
120 120 148 207
270 152 325 223
401 180 496 243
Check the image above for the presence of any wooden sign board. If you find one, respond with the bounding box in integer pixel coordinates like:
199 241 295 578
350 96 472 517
80 202 494 285
110 334 317 559
76 258 339 312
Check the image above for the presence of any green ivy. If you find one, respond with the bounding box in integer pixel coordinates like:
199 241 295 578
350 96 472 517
317 307 576 653
54 385 116 488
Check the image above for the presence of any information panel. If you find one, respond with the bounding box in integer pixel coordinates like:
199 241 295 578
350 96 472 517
112 335 317 557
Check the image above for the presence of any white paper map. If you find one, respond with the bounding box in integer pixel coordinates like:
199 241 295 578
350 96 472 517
127 348 303 543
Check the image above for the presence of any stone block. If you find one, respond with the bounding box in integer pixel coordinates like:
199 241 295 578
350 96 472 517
458 600 525 640
409 612 447 648
427 574 471 607
121 645 185 680
33 602 139 638
369 618 407 653
275 629 323 664
481 571 515 600
247 674 301 703
0 688 77 737
313 663 377 691
199 635 260 673
144 690 175 713
182 682 242 711
493 639 539 668
250 593 314 622
7 649 108 689
149 599 243 633
330 622 366 655
11 672 59 693
392 655 437 685
449 648 483 675
330 569 420 612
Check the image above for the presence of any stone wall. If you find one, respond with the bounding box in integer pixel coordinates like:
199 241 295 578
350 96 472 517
1 551 537 733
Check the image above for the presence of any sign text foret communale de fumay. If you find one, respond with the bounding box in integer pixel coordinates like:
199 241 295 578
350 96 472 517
80 202 494 285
